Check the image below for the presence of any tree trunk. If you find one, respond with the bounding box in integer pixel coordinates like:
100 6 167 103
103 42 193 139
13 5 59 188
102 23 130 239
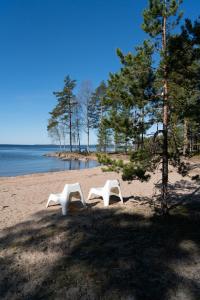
87 128 90 152
69 105 72 152
124 140 128 154
114 131 118 153
78 130 81 152
161 14 169 214
141 108 144 150
86 103 90 152
183 118 189 156
189 131 193 153
104 134 107 153
76 118 81 152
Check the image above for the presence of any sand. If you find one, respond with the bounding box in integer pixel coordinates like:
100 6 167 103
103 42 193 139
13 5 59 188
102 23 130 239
0 164 200 299
0 164 198 230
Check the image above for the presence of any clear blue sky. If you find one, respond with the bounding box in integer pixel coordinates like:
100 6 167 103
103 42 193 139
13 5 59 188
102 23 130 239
0 0 199 145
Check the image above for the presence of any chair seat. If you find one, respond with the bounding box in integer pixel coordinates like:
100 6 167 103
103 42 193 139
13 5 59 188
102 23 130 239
49 193 62 199
91 187 104 195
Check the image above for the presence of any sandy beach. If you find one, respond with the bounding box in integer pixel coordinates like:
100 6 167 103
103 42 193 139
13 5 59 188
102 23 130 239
1 164 198 230
0 166 148 230
0 164 200 299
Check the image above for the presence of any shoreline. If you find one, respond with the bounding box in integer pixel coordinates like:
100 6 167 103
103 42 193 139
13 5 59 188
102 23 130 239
0 166 101 180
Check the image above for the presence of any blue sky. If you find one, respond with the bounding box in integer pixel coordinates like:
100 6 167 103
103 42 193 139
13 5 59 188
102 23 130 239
0 0 199 145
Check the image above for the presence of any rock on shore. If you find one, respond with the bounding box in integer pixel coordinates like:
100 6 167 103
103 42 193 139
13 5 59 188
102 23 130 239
44 151 97 161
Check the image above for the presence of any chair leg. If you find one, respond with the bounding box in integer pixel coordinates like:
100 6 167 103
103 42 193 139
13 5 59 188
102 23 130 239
103 194 110 207
119 191 123 203
61 199 70 216
87 189 93 201
79 188 86 207
60 193 70 216
118 188 123 203
61 203 67 215
46 197 51 208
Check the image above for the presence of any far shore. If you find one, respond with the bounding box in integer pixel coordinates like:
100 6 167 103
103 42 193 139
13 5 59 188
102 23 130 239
44 151 98 161
44 150 130 162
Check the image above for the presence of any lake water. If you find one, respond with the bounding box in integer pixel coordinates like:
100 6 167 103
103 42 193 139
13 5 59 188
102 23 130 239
0 145 99 177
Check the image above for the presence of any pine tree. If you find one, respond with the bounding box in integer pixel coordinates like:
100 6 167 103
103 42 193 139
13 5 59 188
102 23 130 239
97 41 158 185
105 41 154 152
142 0 183 213
51 75 77 152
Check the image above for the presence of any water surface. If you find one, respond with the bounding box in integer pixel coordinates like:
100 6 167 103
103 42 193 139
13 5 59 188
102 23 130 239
0 145 99 177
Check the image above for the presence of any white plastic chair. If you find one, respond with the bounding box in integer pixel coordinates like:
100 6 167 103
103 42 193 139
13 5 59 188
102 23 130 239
46 183 86 215
87 179 123 207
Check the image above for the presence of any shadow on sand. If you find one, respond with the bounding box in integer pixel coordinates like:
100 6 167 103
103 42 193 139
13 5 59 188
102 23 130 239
0 196 200 300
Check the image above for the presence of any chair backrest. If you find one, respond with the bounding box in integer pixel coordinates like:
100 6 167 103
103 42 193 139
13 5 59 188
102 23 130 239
62 184 69 198
104 180 119 191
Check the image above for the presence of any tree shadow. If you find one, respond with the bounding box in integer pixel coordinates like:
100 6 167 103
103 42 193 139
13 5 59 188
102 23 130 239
154 179 200 208
88 195 124 206
188 162 200 171
1 202 200 300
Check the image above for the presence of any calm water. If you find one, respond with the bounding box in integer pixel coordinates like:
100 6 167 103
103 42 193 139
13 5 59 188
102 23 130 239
0 145 99 177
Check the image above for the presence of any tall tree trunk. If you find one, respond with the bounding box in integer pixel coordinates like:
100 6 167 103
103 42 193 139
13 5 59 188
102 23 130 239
87 128 90 152
63 136 66 152
124 140 128 154
189 130 193 153
114 131 118 153
76 118 81 152
86 104 90 152
100 103 103 152
77 129 81 152
104 134 106 153
183 118 189 156
141 108 144 150
69 104 72 152
162 14 169 214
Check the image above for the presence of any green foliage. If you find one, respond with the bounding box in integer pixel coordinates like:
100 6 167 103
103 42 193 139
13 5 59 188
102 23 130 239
96 153 115 166
97 152 151 182
130 149 151 163
105 41 155 151
142 0 183 38
52 76 77 118
122 163 150 182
